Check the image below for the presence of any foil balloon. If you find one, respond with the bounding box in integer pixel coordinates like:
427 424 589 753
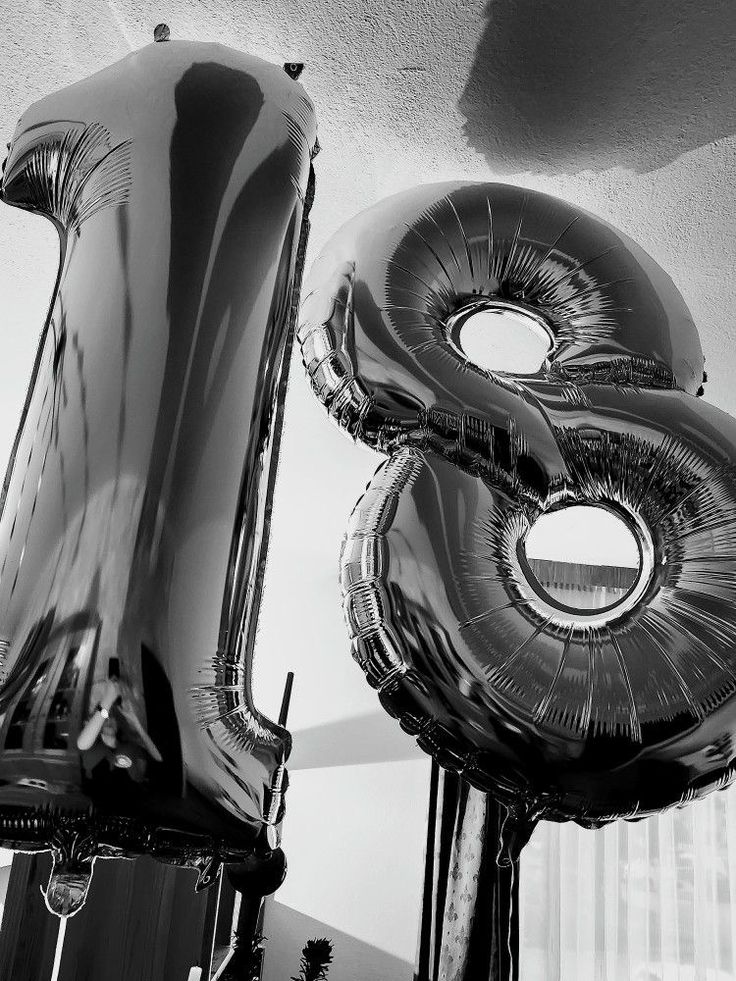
299 181 736 857
0 37 317 914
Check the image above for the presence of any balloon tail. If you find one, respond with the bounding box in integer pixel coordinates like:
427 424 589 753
508 857 517 981
496 804 537 867
497 804 533 981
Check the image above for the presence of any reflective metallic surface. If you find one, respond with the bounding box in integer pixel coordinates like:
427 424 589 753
300 182 736 848
0 39 317 907
299 182 705 457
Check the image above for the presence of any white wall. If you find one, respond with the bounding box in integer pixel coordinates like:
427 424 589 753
262 761 430 981
0 851 14 931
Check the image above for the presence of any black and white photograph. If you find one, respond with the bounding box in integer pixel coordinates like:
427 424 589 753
0 2 733 979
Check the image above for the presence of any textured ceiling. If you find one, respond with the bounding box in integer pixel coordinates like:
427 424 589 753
0 0 735 731
1 1 734 396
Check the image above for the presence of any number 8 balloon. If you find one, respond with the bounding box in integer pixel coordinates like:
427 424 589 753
299 181 736 859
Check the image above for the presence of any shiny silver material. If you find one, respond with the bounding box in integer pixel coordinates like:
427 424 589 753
0 38 317 909
299 182 704 455
300 182 736 846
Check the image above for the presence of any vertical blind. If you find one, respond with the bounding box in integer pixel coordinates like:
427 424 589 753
520 560 736 980
520 750 736 980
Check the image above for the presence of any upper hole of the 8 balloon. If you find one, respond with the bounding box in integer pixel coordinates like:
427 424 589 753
383 185 701 393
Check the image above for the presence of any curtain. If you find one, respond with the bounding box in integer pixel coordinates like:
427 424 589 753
521 558 736 980
415 761 519 981
520 791 736 980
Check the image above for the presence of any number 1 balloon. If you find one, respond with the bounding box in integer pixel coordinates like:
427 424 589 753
299 181 736 860
0 35 317 914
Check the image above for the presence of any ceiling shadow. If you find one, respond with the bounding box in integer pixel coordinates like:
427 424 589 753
459 0 736 174
289 711 425 770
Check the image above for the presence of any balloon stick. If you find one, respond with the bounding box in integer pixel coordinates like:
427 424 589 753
50 915 67 981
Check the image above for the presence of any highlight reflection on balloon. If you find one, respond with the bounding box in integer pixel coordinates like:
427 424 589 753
0 38 317 913
300 181 736 852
